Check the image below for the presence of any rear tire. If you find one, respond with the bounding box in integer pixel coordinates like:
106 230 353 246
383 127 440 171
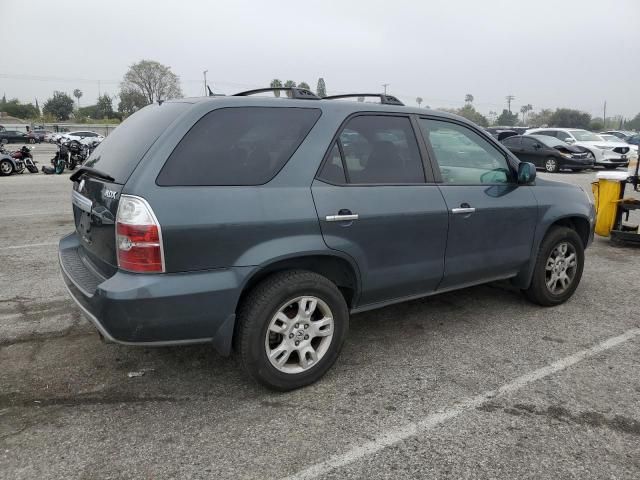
523 226 584 306
237 270 349 391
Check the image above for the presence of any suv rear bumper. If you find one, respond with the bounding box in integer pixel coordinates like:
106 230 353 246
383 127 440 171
59 232 248 355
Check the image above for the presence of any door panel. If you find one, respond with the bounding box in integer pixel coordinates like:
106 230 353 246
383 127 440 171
418 118 539 290
436 184 538 289
312 181 449 304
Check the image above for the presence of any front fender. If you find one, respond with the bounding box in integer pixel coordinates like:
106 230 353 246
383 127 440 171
513 181 594 288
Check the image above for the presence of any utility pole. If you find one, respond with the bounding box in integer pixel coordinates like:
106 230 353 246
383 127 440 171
98 80 101 99
506 94 515 113
203 70 208 97
603 100 607 128
382 83 389 95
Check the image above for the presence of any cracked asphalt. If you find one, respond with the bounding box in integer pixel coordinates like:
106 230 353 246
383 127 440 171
1 150 639 479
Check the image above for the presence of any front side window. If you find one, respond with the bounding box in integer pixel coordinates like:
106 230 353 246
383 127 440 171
330 115 425 184
569 130 600 141
502 136 521 148
521 137 540 149
420 119 513 184
157 107 321 186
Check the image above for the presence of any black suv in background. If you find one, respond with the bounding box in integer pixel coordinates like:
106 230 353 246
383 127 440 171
60 89 594 390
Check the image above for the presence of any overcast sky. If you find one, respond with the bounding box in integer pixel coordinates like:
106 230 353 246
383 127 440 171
1 0 639 118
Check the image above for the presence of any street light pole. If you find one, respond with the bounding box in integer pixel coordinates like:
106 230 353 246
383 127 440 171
382 83 389 95
203 70 208 97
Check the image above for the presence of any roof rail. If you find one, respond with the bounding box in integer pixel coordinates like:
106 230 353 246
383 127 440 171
323 93 405 106
233 87 320 100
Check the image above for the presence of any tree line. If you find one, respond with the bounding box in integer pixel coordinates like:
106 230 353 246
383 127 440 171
2 67 639 131
429 94 640 131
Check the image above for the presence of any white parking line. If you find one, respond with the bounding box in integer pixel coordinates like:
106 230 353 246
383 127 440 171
3 242 58 250
284 327 640 480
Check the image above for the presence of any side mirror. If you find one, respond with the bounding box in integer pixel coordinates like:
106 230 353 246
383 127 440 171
534 143 542 149
564 137 575 144
517 162 536 184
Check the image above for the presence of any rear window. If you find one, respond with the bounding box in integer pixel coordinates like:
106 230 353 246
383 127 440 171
156 107 321 186
83 102 188 184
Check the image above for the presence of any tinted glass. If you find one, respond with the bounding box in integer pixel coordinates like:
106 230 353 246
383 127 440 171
158 107 321 186
521 137 539 148
84 102 189 184
318 142 346 184
420 119 513 184
502 136 520 147
337 115 424 184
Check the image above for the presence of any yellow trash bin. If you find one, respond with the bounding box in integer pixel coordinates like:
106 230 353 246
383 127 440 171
592 171 628 237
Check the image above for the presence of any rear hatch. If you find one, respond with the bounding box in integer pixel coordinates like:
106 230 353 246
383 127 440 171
70 101 189 277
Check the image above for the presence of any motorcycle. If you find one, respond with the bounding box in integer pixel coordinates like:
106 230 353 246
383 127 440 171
11 145 38 173
47 142 74 174
0 140 36 176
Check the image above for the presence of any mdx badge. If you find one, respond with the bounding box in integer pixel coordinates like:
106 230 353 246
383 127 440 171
104 189 118 199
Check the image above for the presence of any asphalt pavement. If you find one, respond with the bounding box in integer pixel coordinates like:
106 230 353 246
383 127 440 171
1 156 639 480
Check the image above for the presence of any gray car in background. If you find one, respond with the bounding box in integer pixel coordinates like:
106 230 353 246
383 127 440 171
59 89 595 390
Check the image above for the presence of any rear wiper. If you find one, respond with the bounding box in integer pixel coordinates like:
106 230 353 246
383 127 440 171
70 166 115 183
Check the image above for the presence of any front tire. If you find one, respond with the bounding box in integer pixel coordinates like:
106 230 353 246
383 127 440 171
544 157 559 173
237 270 349 391
523 226 584 306
0 159 13 176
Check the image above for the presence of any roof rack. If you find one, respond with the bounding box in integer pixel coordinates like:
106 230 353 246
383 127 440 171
233 87 320 100
323 93 404 106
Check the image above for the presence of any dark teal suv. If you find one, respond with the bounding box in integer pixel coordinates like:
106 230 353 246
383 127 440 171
60 89 595 390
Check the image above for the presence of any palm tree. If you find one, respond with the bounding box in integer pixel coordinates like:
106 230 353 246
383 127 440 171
416 97 423 107
520 104 533 124
283 80 296 97
73 88 83 108
464 94 474 105
270 79 282 98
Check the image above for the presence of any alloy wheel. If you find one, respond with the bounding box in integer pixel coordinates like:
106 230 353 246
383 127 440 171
0 161 12 174
545 158 558 172
265 296 334 374
545 242 577 295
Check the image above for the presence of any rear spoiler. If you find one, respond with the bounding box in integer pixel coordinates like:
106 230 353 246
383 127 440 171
70 166 115 183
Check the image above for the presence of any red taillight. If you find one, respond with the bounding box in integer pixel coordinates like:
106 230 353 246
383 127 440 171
116 195 165 273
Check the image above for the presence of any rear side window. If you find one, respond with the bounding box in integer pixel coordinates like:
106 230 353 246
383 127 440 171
84 102 189 184
319 115 425 184
157 107 321 186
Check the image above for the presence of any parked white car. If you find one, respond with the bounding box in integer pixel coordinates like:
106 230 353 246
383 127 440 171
525 128 630 169
599 134 638 157
61 130 105 145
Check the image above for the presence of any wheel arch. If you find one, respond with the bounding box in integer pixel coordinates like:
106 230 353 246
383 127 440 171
512 214 591 289
236 253 362 313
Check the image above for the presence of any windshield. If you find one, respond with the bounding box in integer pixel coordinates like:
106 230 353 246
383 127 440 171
570 130 601 141
529 135 569 148
599 135 619 142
